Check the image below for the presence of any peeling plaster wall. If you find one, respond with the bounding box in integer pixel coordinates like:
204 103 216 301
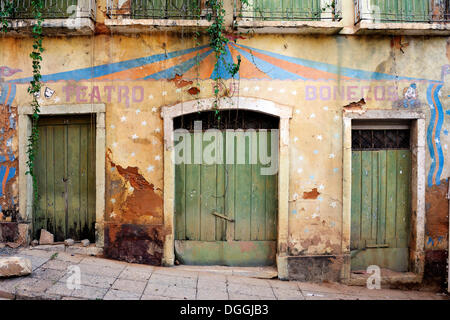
0 32 449 280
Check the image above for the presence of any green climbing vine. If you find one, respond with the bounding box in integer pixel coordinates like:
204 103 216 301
0 0 44 204
26 0 45 204
204 0 248 118
0 0 15 32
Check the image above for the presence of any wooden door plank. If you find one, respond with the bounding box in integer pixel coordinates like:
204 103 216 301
185 133 201 241
53 125 66 241
385 150 397 248
200 132 217 241
175 161 186 240
265 131 277 241
225 130 236 242
235 132 252 241
360 151 372 247
67 125 81 240
44 126 56 237
215 131 226 241
368 151 379 246
351 151 362 250
377 150 387 245
395 150 411 248
251 131 266 241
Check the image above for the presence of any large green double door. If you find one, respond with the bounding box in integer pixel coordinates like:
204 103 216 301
34 115 96 242
174 131 278 266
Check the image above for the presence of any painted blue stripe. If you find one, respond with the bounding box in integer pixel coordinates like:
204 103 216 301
235 43 438 82
231 44 305 80
0 165 6 196
426 84 437 187
211 45 237 80
143 50 213 80
10 45 209 84
7 167 15 183
434 84 444 185
6 84 15 106
0 83 9 104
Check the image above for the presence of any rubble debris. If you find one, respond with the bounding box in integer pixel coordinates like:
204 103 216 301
39 229 54 245
0 257 32 277
64 239 75 246
81 239 90 247
30 240 39 247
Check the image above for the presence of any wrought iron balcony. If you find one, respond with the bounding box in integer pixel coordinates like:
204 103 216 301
106 0 205 20
0 0 96 20
234 0 342 22
355 0 450 23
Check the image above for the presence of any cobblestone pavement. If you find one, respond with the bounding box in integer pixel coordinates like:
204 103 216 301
0 248 448 300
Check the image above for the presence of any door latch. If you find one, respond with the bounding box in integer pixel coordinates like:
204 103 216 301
210 211 234 222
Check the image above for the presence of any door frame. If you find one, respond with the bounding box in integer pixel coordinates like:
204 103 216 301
342 110 426 279
18 104 106 247
161 97 292 277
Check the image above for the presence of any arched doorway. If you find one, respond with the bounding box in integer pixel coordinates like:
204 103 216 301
161 97 292 270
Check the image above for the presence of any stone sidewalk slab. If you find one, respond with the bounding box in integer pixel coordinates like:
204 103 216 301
0 247 448 300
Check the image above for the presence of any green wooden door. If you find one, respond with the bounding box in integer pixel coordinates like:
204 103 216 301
351 149 411 272
34 115 96 242
255 0 321 20
10 0 78 19
132 0 200 19
175 131 277 266
369 0 429 22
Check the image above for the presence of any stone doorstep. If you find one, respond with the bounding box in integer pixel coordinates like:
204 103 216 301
28 244 103 257
344 271 422 288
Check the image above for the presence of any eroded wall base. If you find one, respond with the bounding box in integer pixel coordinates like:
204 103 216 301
286 254 351 282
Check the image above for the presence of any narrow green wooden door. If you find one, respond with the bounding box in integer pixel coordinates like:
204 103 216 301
175 131 277 266
369 0 429 22
34 115 96 242
351 149 411 272
10 0 78 19
256 0 321 20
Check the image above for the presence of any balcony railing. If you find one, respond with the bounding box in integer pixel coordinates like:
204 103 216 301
0 0 95 19
234 0 342 22
106 0 206 19
355 0 450 23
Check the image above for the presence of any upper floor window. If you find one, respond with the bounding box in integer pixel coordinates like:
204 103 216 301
107 0 205 19
235 0 342 21
355 0 450 23
0 0 95 19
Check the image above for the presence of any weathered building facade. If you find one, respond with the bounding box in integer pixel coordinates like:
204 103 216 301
0 0 449 286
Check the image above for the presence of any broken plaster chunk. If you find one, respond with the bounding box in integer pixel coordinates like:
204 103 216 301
0 257 32 277
30 240 39 247
64 239 75 246
81 239 90 247
39 229 54 245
